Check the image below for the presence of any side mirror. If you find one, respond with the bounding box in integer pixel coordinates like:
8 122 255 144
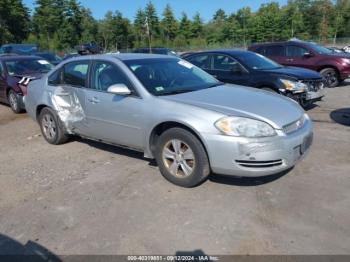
303 52 313 58
107 84 131 95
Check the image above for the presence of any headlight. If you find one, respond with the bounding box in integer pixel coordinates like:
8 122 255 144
342 58 350 65
215 116 276 137
280 79 307 93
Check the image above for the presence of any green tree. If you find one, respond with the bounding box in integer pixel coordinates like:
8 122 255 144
161 4 178 43
252 2 284 42
57 0 84 49
178 12 192 41
145 1 160 39
0 0 30 45
80 8 98 43
282 1 305 39
134 8 146 46
191 12 203 38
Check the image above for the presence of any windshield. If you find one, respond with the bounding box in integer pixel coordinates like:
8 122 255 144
125 58 219 96
308 43 333 54
235 52 282 70
5 58 53 75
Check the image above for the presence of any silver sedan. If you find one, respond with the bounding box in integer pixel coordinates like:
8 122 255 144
25 54 313 187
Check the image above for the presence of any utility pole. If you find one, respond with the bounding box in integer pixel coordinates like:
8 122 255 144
145 17 152 52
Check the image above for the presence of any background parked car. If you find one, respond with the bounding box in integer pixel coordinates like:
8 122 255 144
184 50 324 108
249 40 350 87
34 52 62 66
25 54 312 187
133 47 178 56
343 45 350 53
0 55 53 113
0 44 38 55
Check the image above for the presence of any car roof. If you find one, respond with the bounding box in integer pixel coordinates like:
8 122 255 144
186 49 255 56
0 55 43 61
64 53 178 62
251 40 316 47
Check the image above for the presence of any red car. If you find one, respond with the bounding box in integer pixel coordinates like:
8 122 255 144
249 40 350 87
0 55 53 113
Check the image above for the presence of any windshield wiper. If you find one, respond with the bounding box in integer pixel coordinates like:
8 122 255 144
157 89 197 96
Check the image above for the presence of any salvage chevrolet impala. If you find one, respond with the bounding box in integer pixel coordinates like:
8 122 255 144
25 54 313 187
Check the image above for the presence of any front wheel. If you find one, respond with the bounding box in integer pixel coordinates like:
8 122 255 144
8 90 22 114
155 128 210 187
320 68 339 88
39 107 69 145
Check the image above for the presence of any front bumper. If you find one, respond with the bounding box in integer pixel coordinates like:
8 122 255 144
305 87 325 101
202 118 313 177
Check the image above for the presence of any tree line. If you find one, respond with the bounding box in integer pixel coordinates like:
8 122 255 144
1 0 350 52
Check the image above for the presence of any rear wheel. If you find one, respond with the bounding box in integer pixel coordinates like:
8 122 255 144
320 68 339 87
155 128 210 187
8 90 22 114
39 107 69 145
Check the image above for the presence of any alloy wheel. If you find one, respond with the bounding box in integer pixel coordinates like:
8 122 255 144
324 71 337 87
42 114 57 140
162 139 195 178
8 92 18 111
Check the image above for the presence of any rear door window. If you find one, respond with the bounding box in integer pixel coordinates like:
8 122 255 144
186 54 211 69
48 68 62 85
63 61 89 87
286 45 308 57
212 54 239 71
265 45 285 56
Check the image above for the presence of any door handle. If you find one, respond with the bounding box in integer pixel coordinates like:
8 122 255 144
88 97 99 103
286 58 294 62
212 75 218 78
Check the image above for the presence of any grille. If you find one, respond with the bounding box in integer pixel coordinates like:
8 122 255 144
283 116 305 134
235 159 283 168
301 79 324 92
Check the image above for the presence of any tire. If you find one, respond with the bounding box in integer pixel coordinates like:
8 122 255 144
320 68 339 88
8 90 22 114
155 128 210 187
39 107 69 145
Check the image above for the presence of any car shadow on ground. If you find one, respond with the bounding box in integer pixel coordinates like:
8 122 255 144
74 136 158 166
330 108 350 126
75 136 291 186
208 168 292 187
0 233 61 261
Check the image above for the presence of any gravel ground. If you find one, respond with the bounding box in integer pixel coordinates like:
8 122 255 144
0 82 349 256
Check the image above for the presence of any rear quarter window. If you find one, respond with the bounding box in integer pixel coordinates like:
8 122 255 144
265 45 285 56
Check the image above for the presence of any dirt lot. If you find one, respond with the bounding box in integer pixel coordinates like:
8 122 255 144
0 83 350 256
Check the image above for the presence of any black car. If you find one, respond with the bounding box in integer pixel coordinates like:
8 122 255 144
34 52 62 65
0 55 53 113
133 47 178 56
184 50 325 107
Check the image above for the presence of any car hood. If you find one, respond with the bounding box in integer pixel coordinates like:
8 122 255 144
324 52 350 58
161 84 304 129
260 66 322 80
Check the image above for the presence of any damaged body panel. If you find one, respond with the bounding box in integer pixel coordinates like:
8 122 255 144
49 86 86 133
25 54 313 185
